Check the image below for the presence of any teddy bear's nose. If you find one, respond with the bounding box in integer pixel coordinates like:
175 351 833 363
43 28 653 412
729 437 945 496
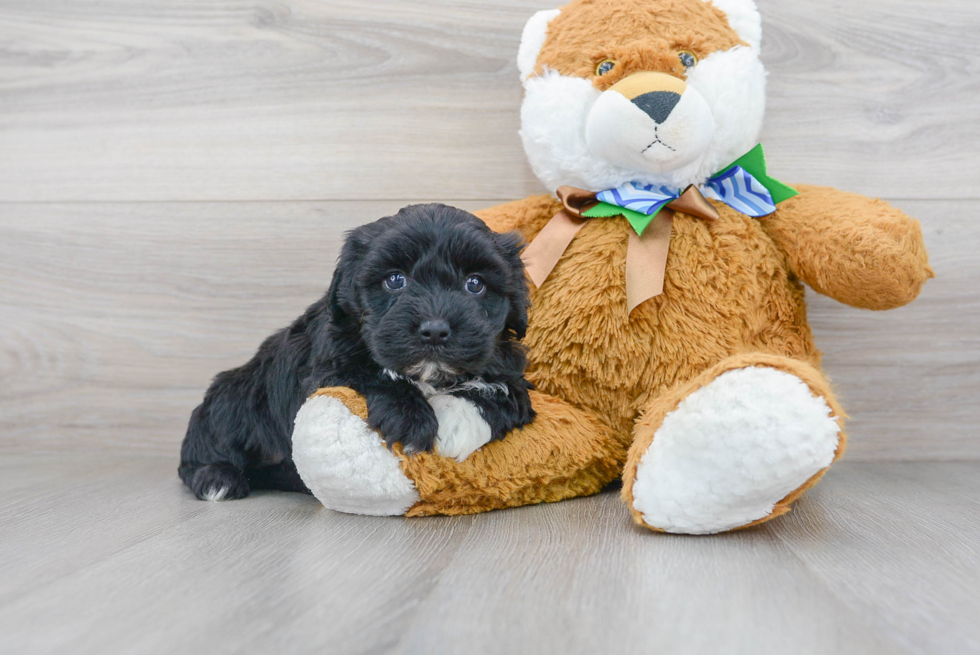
632 91 681 124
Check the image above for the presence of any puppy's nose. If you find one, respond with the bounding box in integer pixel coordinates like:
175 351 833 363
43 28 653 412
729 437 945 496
419 319 451 345
632 91 681 124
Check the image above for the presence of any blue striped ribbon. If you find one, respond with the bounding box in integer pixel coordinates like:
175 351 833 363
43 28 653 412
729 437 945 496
596 165 777 219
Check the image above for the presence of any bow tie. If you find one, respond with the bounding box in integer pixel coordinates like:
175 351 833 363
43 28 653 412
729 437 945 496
521 144 798 314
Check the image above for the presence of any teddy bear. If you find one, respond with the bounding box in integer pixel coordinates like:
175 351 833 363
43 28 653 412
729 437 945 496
291 0 933 534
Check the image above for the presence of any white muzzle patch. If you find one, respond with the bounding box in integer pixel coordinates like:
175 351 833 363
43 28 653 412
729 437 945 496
586 83 715 175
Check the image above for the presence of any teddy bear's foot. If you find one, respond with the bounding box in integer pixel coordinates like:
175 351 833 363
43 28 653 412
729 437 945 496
623 354 846 535
292 388 420 516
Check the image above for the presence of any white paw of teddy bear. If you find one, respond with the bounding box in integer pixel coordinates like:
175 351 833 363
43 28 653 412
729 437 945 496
631 367 841 534
292 395 419 516
292 392 494 515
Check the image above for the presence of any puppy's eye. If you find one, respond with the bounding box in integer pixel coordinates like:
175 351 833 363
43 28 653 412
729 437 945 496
384 272 407 291
678 51 698 69
595 60 616 76
464 276 486 295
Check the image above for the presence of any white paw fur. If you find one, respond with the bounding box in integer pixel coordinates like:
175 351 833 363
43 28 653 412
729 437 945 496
632 367 840 535
292 395 420 516
202 486 229 502
429 394 493 462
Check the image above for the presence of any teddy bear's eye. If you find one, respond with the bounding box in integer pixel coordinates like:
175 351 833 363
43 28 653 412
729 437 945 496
595 60 616 76
679 51 698 69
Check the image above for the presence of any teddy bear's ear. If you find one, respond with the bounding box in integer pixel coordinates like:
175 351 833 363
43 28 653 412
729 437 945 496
517 8 561 81
705 0 762 52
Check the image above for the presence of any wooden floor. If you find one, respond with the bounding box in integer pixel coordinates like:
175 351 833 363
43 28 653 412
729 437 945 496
2 0 979 653
0 456 978 655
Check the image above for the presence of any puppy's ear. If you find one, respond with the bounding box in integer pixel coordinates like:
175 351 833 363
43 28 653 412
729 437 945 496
495 230 531 340
327 220 386 323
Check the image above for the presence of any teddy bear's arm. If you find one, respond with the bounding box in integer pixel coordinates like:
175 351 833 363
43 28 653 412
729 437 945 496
761 184 934 310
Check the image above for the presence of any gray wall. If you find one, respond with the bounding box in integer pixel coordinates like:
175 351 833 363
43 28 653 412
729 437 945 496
1 0 977 460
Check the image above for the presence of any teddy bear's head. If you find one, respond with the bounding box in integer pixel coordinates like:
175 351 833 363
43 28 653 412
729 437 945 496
518 0 766 192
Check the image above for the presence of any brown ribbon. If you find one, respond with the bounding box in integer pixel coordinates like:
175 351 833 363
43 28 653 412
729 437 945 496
521 185 720 314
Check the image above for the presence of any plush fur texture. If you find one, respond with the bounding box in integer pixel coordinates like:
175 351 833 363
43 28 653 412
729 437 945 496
180 204 534 501
301 182 930 524
293 393 420 515
293 0 933 533
296 386 623 517
520 0 766 191
624 353 849 532
518 9 562 81
630 365 840 534
705 0 762 51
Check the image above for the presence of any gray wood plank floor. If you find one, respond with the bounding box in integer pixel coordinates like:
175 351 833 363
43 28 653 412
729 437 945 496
1 456 978 655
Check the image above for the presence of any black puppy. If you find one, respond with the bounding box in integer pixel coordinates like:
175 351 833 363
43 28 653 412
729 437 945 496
179 204 534 501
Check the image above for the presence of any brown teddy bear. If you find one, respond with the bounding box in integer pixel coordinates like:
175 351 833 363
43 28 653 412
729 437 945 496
291 0 933 534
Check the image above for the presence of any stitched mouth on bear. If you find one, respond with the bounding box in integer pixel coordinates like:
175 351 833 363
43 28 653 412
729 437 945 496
585 84 715 174
641 126 677 154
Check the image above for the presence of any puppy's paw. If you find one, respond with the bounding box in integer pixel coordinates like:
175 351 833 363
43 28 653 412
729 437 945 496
430 394 493 462
189 463 249 501
366 393 439 455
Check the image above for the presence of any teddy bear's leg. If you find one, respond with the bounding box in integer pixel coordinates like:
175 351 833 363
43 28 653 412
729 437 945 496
292 387 624 517
621 354 847 535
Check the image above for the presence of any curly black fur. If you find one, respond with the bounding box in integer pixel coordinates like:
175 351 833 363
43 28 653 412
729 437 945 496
179 204 534 501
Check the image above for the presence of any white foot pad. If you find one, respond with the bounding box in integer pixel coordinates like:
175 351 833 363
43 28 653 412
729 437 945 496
632 367 840 535
292 395 420 516
430 394 493 462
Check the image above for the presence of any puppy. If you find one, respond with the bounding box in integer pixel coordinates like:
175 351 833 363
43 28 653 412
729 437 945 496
179 204 534 501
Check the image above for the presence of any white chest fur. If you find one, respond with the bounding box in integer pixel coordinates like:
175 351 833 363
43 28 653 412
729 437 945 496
428 394 493 462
